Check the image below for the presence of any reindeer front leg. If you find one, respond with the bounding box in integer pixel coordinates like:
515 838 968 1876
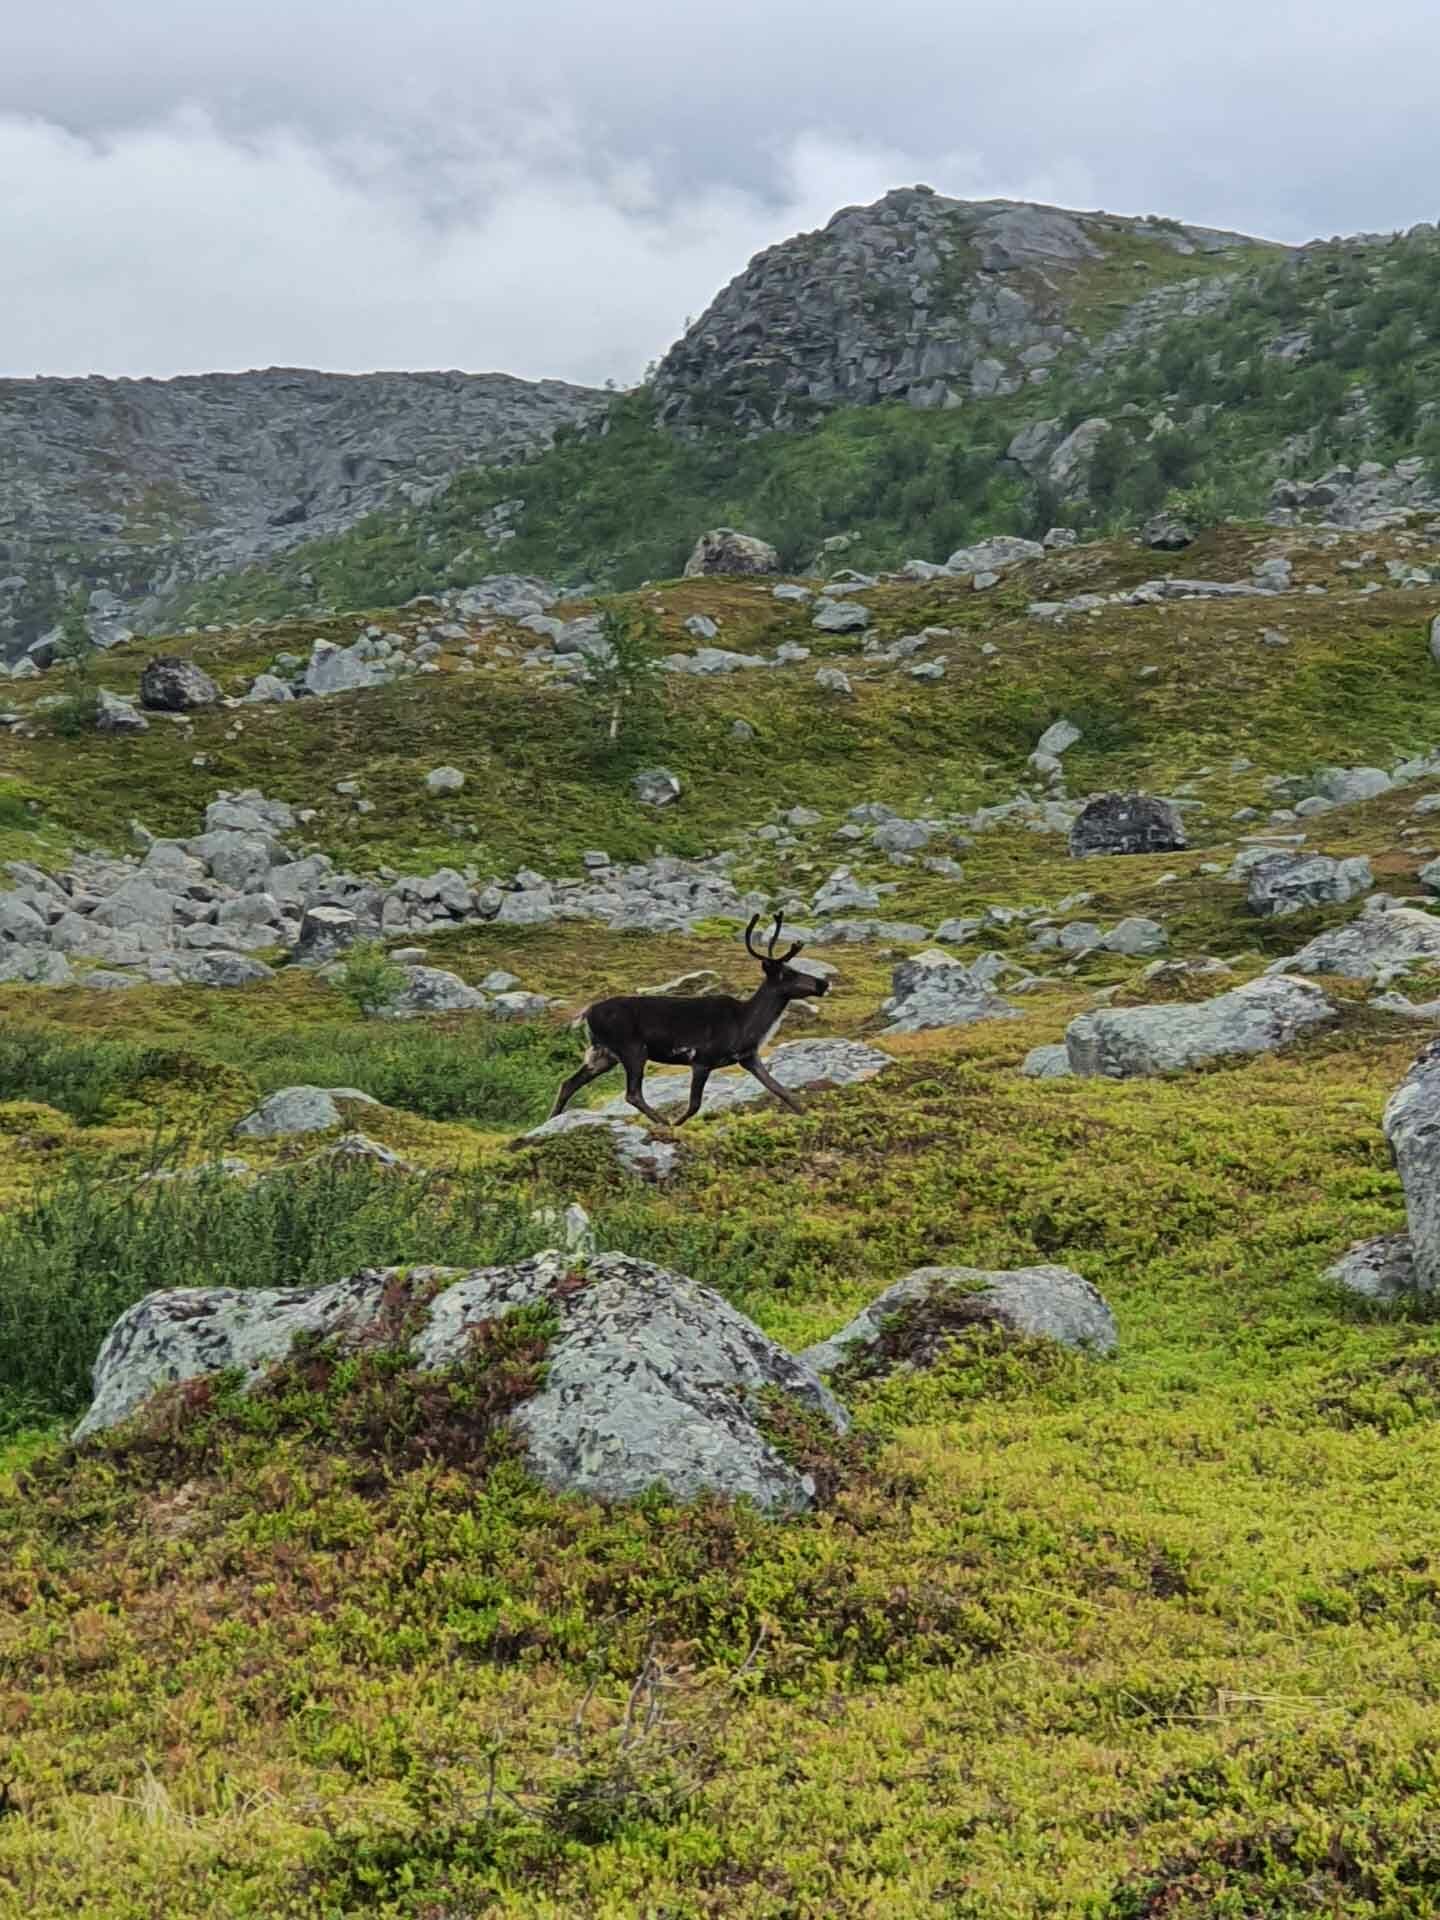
739 1053 805 1114
672 1063 712 1125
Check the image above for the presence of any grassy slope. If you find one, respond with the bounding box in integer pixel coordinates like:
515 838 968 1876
4 527 1440 1913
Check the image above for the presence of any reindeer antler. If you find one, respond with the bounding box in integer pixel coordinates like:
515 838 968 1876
746 913 804 962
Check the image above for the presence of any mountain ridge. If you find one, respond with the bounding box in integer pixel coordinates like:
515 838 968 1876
8 188 1440 655
0 365 606 659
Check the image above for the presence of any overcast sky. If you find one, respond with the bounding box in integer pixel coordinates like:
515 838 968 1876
3 0 1438 386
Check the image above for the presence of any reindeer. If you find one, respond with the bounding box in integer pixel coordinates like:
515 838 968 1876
549 914 829 1126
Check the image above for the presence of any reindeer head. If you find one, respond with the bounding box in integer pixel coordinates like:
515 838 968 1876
745 914 829 998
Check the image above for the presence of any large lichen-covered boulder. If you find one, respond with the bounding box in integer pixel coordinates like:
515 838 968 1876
1268 904 1440 982
682 528 780 578
1065 975 1335 1078
1069 792 1188 858
1384 1041 1440 1296
799 1264 1116 1377
73 1253 846 1510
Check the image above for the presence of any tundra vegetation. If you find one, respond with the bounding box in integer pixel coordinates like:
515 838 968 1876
2 516 1440 1917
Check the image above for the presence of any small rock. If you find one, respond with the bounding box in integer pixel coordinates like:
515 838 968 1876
811 602 870 634
1021 1043 1073 1079
233 1085 378 1137
94 688 149 734
799 1264 1115 1375
424 766 465 795
1325 1232 1416 1302
632 767 682 808
683 529 780 578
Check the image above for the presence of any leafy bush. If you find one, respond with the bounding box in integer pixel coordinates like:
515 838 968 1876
46 689 100 738
333 939 407 1015
233 1018 576 1128
0 1027 181 1125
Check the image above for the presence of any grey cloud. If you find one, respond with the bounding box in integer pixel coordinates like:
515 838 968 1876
4 0 1440 380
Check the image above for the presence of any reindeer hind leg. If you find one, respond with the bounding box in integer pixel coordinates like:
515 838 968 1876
550 1043 617 1117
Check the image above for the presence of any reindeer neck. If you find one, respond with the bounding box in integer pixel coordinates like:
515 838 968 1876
737 979 789 1051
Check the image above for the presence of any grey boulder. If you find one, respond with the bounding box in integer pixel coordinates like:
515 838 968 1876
799 1264 1116 1376
1021 1043 1073 1078
944 535 1044 575
1101 917 1168 955
0 947 74 986
811 601 870 633
1066 974 1335 1078
682 528 779 578
94 688 149 734
242 673 294 704
1141 511 1194 550
303 639 390 697
294 904 360 961
233 1085 379 1138
1246 853 1373 918
1384 1042 1440 1295
1069 792 1188 858
632 767 682 808
522 1110 678 1180
881 950 1020 1034
1325 1232 1416 1302
377 965 489 1019
139 656 219 712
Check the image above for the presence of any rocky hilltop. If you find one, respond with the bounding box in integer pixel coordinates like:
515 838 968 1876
0 366 605 659
652 186 1284 430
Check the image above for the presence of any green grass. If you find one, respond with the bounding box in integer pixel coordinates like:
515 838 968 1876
0 1156 549 1435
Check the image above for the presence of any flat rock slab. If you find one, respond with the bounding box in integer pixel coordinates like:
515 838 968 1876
75 1252 845 1511
1066 974 1335 1078
799 1263 1116 1376
596 1038 892 1118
